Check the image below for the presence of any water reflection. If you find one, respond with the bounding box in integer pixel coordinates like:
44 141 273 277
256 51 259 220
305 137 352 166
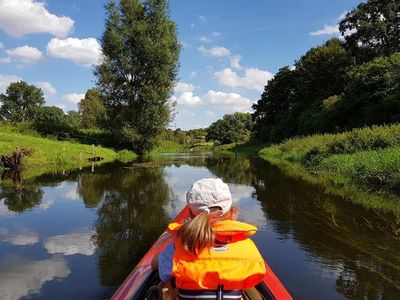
44 230 96 256
0 255 70 300
0 154 399 299
251 159 400 298
89 166 171 286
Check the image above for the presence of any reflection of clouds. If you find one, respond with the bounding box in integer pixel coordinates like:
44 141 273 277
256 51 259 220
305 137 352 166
0 255 70 300
38 197 54 210
44 230 96 256
228 184 255 202
61 182 80 201
3 230 39 246
0 199 15 217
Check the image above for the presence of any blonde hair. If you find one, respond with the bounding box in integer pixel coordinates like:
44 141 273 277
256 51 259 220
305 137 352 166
177 207 238 255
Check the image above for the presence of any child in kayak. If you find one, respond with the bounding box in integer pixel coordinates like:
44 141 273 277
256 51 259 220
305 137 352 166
151 178 266 299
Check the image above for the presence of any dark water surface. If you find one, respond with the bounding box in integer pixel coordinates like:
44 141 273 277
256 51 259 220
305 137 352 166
0 153 399 300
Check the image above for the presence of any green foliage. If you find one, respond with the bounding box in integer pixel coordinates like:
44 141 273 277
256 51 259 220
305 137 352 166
116 149 137 162
343 52 400 127
0 81 44 122
260 124 400 196
253 0 400 145
78 88 106 129
32 106 72 134
206 112 254 144
95 0 180 153
66 110 82 129
339 0 400 60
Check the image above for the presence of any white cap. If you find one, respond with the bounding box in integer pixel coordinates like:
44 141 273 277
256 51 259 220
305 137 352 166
186 178 232 216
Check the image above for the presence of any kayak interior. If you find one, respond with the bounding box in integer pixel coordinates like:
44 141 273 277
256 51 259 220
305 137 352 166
130 270 276 300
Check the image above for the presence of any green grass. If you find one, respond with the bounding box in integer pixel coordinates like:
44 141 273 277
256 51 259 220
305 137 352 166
213 142 265 155
0 130 136 178
259 124 400 215
150 140 187 154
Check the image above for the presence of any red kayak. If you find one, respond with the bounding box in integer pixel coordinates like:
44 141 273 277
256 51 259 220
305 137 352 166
112 206 293 300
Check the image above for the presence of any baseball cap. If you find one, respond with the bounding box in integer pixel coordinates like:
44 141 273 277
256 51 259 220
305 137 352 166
186 178 232 216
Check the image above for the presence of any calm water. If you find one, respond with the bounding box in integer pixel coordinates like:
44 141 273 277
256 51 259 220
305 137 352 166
0 153 399 300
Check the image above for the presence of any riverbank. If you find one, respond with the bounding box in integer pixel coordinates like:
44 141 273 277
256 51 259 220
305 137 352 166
258 124 400 215
0 130 136 179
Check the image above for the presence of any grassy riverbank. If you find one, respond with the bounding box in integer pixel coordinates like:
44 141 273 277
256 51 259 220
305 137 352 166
0 129 136 178
259 124 400 214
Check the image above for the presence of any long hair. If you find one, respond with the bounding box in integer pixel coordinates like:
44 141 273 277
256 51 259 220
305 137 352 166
177 207 238 255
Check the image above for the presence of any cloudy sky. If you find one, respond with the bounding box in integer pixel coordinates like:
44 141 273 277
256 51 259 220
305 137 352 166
0 0 361 130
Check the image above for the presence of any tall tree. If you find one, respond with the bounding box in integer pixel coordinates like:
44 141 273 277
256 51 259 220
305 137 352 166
95 0 180 153
78 88 106 129
206 113 254 144
339 0 400 60
0 81 44 122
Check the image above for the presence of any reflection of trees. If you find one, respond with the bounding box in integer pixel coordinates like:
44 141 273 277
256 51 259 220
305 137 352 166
77 173 109 208
251 158 400 298
0 184 43 213
91 167 170 286
204 154 254 185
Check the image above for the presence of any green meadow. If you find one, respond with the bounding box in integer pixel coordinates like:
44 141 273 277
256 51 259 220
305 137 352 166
259 124 400 215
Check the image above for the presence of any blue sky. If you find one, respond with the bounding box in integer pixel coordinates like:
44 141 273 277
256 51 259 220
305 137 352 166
0 0 361 130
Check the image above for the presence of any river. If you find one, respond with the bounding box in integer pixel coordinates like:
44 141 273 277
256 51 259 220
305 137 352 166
0 153 399 299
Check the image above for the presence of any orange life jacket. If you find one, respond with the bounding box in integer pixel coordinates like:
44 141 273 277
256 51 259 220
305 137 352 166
167 219 266 290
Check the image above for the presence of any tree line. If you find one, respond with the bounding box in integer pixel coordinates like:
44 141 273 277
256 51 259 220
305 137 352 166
1 0 180 154
252 0 400 143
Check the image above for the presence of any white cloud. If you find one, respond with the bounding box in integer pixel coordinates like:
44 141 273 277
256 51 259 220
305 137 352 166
215 67 273 91
212 32 221 37
205 110 216 118
175 82 195 93
190 23 195 29
310 12 349 36
203 90 254 112
0 0 74 38
62 93 85 104
44 230 96 256
190 71 197 78
34 82 56 97
47 37 102 67
0 199 15 217
5 45 43 63
4 231 39 246
0 42 4 49
55 104 67 112
199 36 211 43
310 25 340 36
0 57 11 64
198 46 231 57
198 15 207 24
0 255 70 300
229 55 242 70
0 74 22 93
172 92 202 106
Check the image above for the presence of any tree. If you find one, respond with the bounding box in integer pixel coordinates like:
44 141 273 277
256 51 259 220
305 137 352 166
206 113 254 144
95 0 180 153
78 88 106 129
66 110 82 129
341 52 400 127
0 81 44 122
33 106 71 133
339 0 400 60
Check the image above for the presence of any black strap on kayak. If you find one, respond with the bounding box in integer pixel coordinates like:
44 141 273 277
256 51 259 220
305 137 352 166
217 284 224 300
178 287 241 300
